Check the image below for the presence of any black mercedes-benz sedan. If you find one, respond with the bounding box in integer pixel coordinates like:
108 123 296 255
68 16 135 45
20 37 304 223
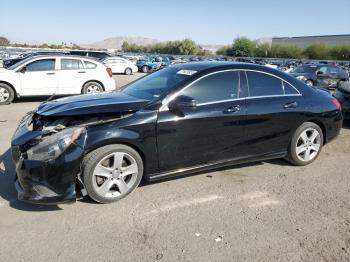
11 62 343 204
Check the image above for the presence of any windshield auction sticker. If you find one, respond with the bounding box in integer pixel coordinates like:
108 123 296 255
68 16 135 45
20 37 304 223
176 70 197 76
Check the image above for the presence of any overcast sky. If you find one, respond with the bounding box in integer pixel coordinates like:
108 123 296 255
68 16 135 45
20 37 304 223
2 0 350 45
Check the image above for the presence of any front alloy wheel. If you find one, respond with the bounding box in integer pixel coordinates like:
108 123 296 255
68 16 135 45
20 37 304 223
82 144 143 203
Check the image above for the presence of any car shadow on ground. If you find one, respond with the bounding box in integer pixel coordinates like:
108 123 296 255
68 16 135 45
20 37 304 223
0 148 62 211
342 119 350 129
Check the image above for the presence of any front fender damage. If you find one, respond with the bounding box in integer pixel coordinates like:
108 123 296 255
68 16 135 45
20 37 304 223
12 111 135 205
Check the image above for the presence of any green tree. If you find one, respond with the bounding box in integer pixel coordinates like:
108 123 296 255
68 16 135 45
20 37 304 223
232 37 256 57
0 36 10 46
304 43 330 60
329 45 350 60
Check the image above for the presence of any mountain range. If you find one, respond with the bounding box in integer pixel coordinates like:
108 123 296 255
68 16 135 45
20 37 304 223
81 36 225 52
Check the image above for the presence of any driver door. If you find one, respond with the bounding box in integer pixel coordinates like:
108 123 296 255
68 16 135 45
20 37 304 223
19 58 58 95
156 71 247 172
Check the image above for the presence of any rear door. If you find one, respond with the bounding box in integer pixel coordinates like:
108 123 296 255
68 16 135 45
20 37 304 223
57 58 87 94
156 70 248 172
244 70 303 156
19 58 58 95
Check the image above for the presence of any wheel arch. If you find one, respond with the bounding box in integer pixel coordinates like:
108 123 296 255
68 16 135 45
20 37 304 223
307 119 327 144
84 141 146 176
0 81 18 97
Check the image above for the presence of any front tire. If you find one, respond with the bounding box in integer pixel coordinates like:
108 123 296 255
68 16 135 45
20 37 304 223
82 81 104 94
82 144 143 204
286 122 323 166
0 83 15 105
141 65 149 73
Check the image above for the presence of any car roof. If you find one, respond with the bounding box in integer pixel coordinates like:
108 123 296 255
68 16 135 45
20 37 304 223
22 54 100 61
169 61 276 72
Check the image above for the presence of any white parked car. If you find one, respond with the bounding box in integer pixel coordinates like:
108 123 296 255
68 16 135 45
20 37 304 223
0 55 116 104
102 57 138 75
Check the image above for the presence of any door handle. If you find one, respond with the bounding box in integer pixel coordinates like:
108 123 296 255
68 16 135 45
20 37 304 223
47 72 55 75
78 71 86 73
224 105 240 113
283 102 297 109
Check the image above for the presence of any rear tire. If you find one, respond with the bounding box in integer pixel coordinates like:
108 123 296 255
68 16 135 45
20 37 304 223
82 144 143 204
142 65 149 73
286 122 323 166
124 68 132 75
82 81 104 94
0 83 15 105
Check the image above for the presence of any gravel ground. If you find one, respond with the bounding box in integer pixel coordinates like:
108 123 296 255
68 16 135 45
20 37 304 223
0 73 349 262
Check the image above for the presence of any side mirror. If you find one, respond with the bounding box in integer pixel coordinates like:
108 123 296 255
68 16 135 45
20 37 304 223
316 71 323 75
19 67 26 73
168 95 197 111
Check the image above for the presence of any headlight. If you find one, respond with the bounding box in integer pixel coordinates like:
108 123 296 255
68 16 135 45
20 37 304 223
27 127 84 161
296 75 306 81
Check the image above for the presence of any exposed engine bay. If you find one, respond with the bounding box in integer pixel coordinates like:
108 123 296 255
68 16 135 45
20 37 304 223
31 111 134 134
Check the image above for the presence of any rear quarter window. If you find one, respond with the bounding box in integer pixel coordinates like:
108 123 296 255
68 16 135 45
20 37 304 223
84 61 97 69
283 81 299 95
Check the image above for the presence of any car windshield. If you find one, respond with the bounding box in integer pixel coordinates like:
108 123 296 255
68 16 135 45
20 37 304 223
292 65 318 73
122 67 194 100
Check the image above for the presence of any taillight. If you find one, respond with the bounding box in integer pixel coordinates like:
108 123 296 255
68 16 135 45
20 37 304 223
332 98 342 111
106 67 112 77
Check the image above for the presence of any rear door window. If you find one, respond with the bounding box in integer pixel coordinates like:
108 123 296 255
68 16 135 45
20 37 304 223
246 71 283 97
61 59 84 70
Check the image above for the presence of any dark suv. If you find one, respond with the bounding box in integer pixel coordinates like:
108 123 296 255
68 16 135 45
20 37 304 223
2 51 69 68
69 50 112 60
290 64 349 89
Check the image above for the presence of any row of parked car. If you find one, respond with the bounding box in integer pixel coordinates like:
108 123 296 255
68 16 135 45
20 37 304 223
0 49 349 117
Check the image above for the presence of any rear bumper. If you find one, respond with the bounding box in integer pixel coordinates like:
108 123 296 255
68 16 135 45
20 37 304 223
103 78 116 91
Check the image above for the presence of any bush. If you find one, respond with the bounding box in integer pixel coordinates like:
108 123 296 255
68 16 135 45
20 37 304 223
304 43 330 60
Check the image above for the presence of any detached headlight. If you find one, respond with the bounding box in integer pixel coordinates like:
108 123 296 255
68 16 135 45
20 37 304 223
296 75 306 81
27 127 84 161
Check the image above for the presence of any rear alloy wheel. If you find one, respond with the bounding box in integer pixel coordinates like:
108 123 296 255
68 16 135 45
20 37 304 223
305 80 314 86
286 122 323 166
0 84 15 105
142 65 149 73
82 81 103 94
124 68 132 75
82 144 143 203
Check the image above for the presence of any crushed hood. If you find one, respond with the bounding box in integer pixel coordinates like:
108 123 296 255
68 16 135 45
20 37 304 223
36 92 150 116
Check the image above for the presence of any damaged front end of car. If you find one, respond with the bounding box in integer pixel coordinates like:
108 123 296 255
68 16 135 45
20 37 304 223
11 110 133 205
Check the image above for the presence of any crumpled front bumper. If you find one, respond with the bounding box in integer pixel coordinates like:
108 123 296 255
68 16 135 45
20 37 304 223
11 113 86 205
